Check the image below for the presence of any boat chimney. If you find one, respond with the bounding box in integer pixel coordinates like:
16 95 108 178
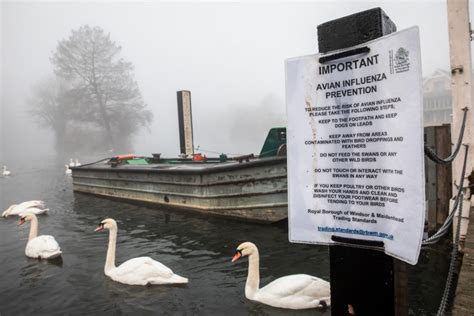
177 90 194 157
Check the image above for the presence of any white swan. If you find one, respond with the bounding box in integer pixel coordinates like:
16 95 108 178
74 159 81 166
95 218 188 286
2 165 11 176
5 206 48 217
65 164 72 175
2 200 48 217
231 242 330 309
69 158 75 167
18 213 62 259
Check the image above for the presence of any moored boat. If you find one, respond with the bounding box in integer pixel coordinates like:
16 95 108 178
71 128 288 223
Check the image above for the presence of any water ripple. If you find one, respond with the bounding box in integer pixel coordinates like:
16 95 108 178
0 164 450 315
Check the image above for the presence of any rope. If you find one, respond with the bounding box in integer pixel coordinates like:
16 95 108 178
75 157 111 168
0 157 113 177
194 146 247 157
421 193 460 246
422 175 465 246
194 146 283 158
424 108 468 165
435 145 469 315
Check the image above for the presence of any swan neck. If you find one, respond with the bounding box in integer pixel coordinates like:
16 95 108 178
105 227 117 273
245 251 260 298
28 216 39 241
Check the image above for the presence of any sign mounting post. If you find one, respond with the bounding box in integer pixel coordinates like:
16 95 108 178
286 8 424 314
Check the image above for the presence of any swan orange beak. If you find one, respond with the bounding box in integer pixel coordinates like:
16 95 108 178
231 250 242 262
94 226 104 232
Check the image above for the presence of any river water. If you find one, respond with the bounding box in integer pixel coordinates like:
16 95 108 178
0 163 450 315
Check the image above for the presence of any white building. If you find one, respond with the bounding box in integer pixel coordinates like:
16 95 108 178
423 70 452 127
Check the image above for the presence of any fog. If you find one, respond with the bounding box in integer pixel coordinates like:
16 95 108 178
1 1 471 167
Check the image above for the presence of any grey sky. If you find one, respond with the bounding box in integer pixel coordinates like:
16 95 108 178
1 1 471 166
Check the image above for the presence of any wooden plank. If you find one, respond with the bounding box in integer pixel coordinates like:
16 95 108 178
452 201 474 315
447 0 473 247
394 259 408 315
177 90 194 156
425 126 437 231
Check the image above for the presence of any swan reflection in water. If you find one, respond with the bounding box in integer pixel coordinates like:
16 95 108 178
20 257 63 288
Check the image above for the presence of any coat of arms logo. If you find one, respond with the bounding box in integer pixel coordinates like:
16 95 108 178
392 47 410 73
395 48 409 65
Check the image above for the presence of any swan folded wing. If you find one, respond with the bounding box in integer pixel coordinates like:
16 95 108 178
16 200 46 210
11 207 48 216
111 257 176 285
26 236 62 259
3 201 46 217
257 274 330 309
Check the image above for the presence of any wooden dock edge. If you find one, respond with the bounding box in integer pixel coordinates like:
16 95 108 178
452 201 474 315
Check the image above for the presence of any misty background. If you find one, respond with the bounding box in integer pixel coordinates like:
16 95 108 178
1 1 472 168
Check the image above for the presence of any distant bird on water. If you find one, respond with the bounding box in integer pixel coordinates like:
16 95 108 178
74 159 81 166
65 165 72 175
69 158 75 167
2 165 11 176
2 200 48 218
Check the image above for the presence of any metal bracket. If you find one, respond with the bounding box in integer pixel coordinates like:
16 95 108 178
470 22 473 41
319 46 370 63
331 235 385 250
451 66 464 75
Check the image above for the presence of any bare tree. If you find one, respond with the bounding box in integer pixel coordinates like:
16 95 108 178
51 25 152 151
29 77 71 151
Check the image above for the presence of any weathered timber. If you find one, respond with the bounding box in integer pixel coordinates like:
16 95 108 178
452 202 474 315
425 125 453 231
177 90 194 156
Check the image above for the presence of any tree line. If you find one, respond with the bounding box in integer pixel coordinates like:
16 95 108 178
30 25 152 154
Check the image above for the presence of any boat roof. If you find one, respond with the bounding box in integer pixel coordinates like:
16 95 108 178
72 156 286 175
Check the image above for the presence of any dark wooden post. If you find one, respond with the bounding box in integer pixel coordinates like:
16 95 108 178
435 125 452 226
425 125 453 231
317 8 399 315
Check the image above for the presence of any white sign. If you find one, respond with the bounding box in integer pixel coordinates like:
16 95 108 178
286 27 425 265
